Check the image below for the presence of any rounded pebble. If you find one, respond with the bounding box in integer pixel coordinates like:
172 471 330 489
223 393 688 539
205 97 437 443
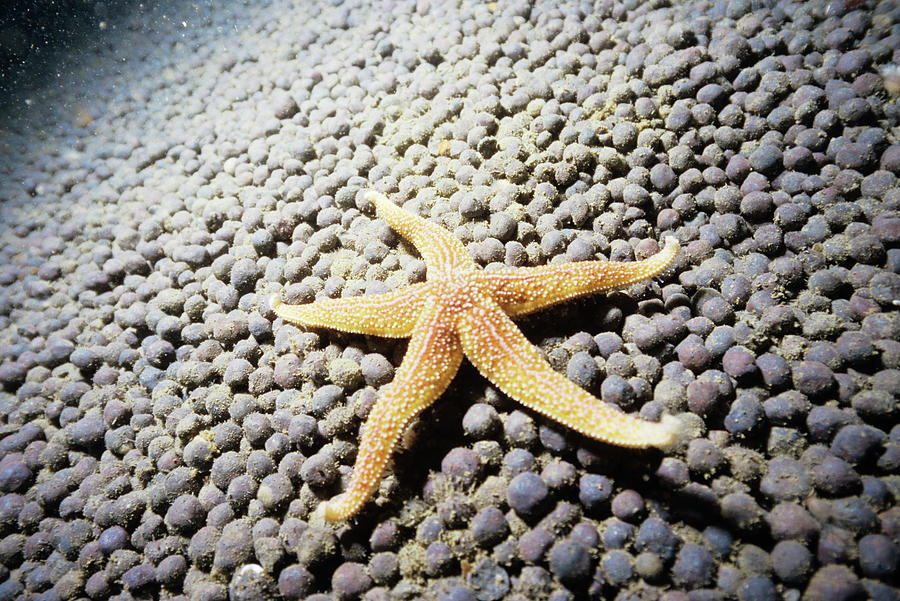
506 472 548 518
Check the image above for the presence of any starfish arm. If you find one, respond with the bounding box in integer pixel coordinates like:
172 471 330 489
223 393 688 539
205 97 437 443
457 298 679 449
325 303 464 521
365 190 476 276
269 283 431 338
488 237 680 317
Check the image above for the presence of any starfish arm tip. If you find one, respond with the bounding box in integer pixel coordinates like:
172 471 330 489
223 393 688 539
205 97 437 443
364 189 387 205
663 236 679 251
658 236 680 267
307 500 334 526
268 294 282 312
323 494 351 522
654 412 702 451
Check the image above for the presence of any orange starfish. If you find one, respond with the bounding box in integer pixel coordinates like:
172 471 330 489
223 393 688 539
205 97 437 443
270 190 683 521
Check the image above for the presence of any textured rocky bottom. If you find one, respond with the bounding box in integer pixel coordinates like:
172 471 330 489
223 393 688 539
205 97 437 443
0 0 898 600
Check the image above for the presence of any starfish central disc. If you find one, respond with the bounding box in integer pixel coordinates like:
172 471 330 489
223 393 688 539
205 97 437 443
271 189 683 521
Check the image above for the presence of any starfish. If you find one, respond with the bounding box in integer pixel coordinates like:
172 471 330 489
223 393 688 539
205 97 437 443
270 190 683 521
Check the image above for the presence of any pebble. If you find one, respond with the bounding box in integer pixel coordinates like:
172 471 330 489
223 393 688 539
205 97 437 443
671 543 715 588
547 538 592 585
438 586 477 601
122 562 156 592
806 406 852 442
857 534 899 579
84 572 109 599
737 575 778 601
360 353 393 387
0 456 31 493
566 351 601 387
830 497 877 533
518 528 553 563
721 493 765 532
686 439 726 476
165 494 205 534
633 551 664 582
803 564 864 601
791 360 836 398
441 447 481 483
722 346 757 381
424 541 454 577
685 380 719 417
213 520 253 572
599 549 633 587
502 448 536 477
724 394 764 436
369 551 399 585
507 469 548 519
634 517 680 562
817 522 857 564
765 501 819 543
676 336 713 373
812 456 861 497
831 424 886 464
503 411 538 448
257 473 293 512
578 474 613 512
771 540 813 586
278 565 315 600
156 554 188 588
462 403 501 439
470 507 508 547
760 457 812 501
763 390 808 425
656 457 690 489
332 562 372 600
468 558 509 601
299 453 337 489
611 489 645 522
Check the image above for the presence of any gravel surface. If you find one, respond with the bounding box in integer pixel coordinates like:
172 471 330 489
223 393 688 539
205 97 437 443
0 0 899 599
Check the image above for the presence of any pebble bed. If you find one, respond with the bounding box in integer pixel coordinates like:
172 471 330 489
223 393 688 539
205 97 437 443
0 0 898 600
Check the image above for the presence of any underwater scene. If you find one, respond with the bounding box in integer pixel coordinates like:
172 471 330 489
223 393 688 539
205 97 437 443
0 0 898 599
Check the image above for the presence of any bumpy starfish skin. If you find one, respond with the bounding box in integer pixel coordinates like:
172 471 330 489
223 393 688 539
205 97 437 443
270 190 682 521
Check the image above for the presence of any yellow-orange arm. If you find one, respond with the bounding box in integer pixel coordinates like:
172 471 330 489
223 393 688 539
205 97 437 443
489 237 680 317
365 190 476 277
324 302 464 521
457 297 679 449
269 283 431 338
